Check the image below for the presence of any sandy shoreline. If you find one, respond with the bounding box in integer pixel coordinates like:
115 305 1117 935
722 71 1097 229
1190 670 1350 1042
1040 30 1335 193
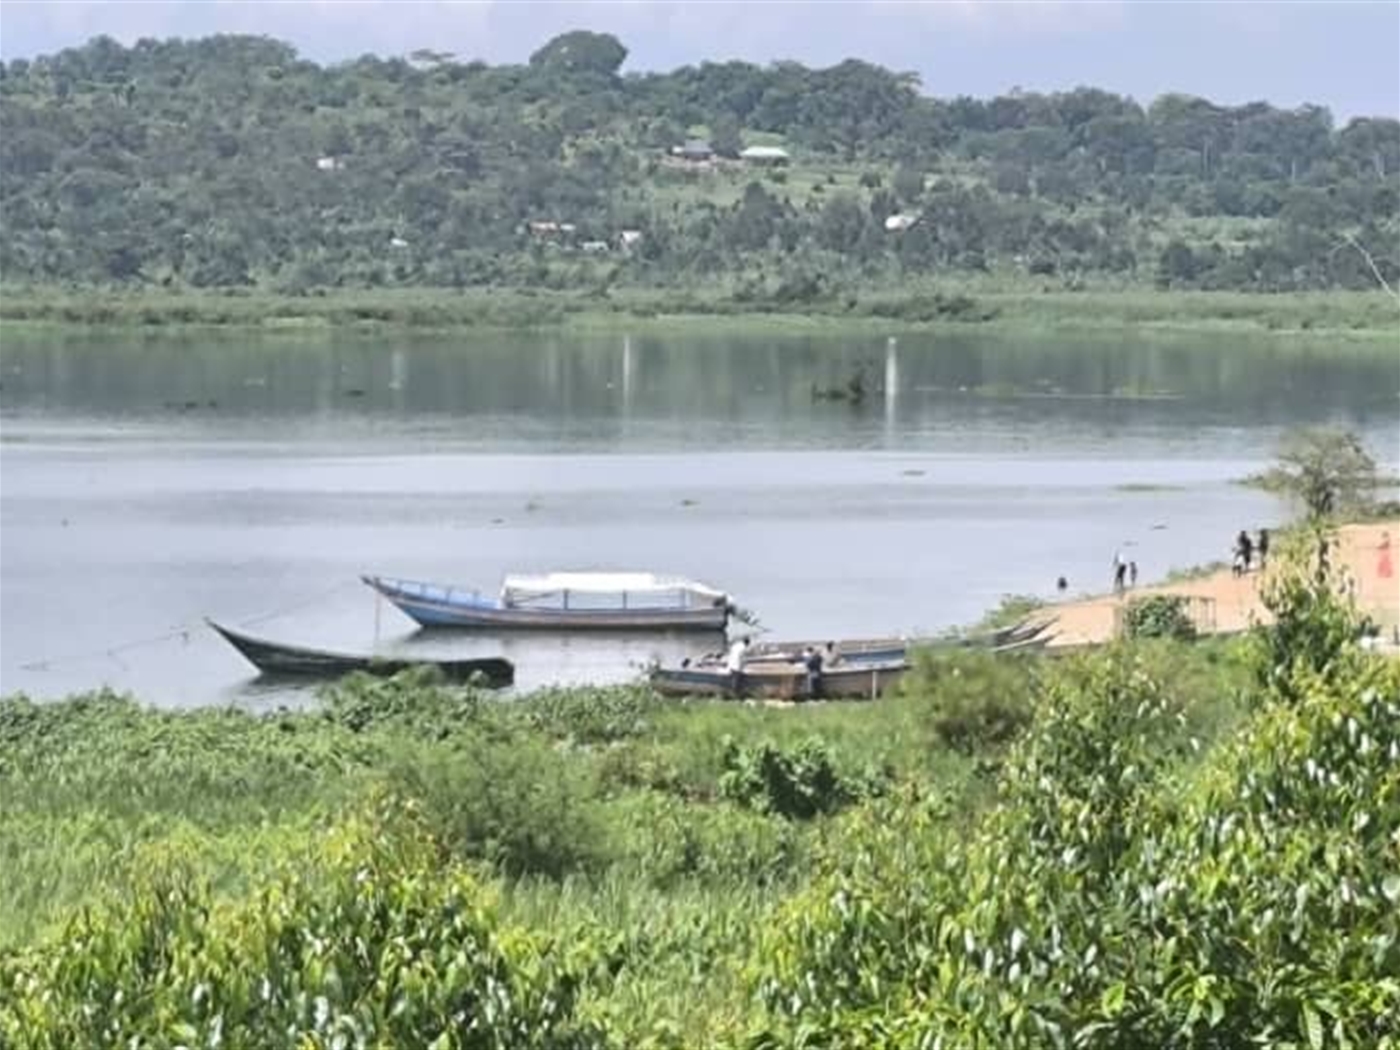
1027 520 1400 648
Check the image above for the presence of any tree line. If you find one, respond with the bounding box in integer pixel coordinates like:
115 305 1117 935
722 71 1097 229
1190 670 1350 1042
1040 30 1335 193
1 31 1397 297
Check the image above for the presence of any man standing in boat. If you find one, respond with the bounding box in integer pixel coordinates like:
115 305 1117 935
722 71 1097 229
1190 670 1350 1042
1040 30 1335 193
726 636 750 697
803 645 824 700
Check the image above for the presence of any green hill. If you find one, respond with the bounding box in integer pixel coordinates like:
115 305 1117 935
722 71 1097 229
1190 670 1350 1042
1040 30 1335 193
2 31 1397 307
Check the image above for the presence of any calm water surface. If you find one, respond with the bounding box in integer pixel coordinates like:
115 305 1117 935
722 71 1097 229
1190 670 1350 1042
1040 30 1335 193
2 328 1396 707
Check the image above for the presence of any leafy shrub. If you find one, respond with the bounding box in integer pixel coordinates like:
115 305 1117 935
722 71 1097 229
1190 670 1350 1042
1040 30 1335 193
746 544 1400 1049
1250 525 1363 707
910 649 1036 754
515 685 658 745
318 667 485 735
717 736 883 820
0 807 604 1050
1123 593 1198 640
611 794 803 889
387 731 606 878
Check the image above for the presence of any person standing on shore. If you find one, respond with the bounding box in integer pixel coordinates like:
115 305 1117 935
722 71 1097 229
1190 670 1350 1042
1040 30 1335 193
1380 531 1394 581
726 636 749 697
1236 530 1254 573
1257 528 1270 569
1129 561 1138 588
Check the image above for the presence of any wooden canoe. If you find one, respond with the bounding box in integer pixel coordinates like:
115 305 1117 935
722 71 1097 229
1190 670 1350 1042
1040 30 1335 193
648 663 806 700
207 620 514 687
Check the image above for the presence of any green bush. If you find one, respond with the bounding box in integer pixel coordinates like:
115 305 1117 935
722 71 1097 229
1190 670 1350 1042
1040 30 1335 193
0 808 604 1050
515 685 658 745
746 540 1400 1048
1123 593 1198 640
717 736 884 820
388 732 607 879
910 649 1036 755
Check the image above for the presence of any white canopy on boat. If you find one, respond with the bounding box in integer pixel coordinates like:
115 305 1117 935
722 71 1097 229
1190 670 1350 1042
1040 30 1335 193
501 572 727 605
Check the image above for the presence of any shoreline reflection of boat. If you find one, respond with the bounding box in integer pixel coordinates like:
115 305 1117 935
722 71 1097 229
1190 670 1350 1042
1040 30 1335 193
362 572 733 631
207 620 514 686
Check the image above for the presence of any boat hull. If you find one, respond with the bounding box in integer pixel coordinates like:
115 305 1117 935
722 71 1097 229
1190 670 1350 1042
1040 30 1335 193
815 661 908 699
649 659 907 700
207 621 514 687
363 575 730 631
745 637 907 665
649 664 805 699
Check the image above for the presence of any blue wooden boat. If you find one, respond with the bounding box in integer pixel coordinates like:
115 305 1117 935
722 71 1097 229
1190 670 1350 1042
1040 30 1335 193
208 620 514 686
363 572 733 631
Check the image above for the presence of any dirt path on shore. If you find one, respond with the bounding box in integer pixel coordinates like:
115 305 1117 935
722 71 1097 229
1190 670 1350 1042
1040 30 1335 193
1027 520 1400 648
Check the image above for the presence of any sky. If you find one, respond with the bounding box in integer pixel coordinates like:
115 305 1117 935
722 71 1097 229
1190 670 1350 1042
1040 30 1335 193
1 1 1397 121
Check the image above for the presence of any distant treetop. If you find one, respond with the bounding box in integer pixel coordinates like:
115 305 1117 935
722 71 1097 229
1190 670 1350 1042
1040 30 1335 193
528 31 627 77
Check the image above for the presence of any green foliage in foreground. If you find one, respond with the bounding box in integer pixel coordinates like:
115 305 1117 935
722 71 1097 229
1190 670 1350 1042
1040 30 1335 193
1 545 1395 1046
1124 593 1199 640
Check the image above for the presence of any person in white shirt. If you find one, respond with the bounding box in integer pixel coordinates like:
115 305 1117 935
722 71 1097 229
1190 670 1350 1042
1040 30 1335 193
725 636 749 696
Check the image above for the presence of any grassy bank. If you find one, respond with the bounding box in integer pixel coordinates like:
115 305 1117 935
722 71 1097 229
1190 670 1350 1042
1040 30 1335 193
5 540 1398 1046
2 283 1397 339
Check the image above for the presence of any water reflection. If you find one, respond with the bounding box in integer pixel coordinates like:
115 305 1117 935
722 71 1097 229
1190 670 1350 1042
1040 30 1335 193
2 329 1395 449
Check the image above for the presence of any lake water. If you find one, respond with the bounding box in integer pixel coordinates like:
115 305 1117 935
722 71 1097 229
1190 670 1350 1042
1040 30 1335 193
2 326 1396 707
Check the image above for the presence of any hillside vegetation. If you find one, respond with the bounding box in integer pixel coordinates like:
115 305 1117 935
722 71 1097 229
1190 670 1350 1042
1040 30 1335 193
2 30 1398 315
2 531 1398 1047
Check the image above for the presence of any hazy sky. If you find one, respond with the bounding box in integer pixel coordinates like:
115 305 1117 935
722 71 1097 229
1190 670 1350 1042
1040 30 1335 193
2 1 1397 120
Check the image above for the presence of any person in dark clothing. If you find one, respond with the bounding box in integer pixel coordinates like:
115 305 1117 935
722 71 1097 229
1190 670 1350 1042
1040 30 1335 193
1129 561 1138 588
803 645 824 700
1257 528 1270 569
1236 530 1254 572
1114 560 1127 594
1056 575 1069 595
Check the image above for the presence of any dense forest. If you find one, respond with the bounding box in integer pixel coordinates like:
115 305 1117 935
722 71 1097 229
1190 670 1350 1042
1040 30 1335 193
1 31 1398 299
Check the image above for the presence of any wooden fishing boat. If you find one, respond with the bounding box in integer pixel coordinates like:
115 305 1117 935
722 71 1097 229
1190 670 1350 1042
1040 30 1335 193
363 572 733 631
737 620 1054 667
648 657 908 701
815 659 909 699
648 662 805 700
743 637 908 665
207 620 514 686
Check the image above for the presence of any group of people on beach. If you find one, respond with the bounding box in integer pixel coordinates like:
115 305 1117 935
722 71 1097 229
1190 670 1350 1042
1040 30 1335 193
1231 527 1270 577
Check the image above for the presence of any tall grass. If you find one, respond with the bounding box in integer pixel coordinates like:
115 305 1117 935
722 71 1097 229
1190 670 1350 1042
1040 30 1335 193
2 282 1395 338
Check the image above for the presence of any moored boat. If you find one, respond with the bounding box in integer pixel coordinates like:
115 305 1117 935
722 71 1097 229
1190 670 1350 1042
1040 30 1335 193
207 620 514 686
743 637 908 665
648 662 806 700
363 572 733 631
648 657 908 701
813 659 908 699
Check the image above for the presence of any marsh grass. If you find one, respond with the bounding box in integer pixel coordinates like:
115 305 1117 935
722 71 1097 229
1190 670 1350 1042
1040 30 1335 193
3 283 1396 339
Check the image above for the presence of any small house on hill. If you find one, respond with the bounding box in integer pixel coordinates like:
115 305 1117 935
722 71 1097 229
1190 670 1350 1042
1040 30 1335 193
739 145 789 166
671 139 714 162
